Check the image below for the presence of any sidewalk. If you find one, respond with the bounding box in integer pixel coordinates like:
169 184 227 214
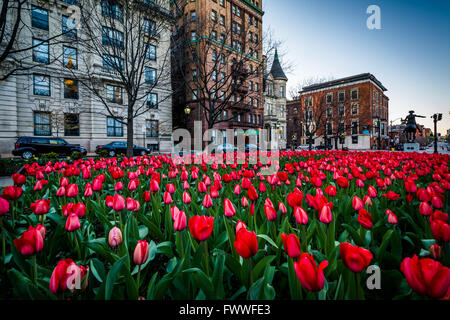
0 176 12 188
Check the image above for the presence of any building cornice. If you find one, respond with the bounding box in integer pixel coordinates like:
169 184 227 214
238 0 264 16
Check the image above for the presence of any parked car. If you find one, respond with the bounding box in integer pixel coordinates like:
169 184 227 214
95 142 150 157
210 143 238 154
295 145 310 151
12 136 87 159
314 144 333 150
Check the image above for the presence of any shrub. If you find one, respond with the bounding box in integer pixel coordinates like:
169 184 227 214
71 151 84 160
0 158 26 176
40 152 60 160
97 150 109 158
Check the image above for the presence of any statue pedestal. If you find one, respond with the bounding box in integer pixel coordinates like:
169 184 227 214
403 143 419 152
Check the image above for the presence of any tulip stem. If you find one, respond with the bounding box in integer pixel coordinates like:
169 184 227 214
0 218 5 265
203 241 210 277
354 272 360 300
137 265 141 292
249 258 253 288
74 232 82 261
179 232 185 258
32 255 37 286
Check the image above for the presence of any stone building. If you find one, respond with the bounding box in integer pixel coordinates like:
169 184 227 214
0 0 174 157
263 49 287 150
293 73 389 150
171 0 264 149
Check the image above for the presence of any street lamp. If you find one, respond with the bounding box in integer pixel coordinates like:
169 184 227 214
431 113 442 154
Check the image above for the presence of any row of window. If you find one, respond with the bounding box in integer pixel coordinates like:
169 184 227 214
33 111 159 137
266 83 285 98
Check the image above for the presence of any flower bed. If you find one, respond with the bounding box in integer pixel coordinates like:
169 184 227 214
0 150 448 300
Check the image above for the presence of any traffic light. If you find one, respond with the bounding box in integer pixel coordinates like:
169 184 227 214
438 113 442 121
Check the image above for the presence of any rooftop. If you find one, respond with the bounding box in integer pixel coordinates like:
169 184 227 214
300 73 387 93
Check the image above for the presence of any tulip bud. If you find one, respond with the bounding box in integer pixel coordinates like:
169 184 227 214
133 240 150 265
429 244 442 260
108 227 123 247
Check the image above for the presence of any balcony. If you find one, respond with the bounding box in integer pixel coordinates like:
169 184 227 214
233 84 249 93
229 121 260 128
228 102 252 111
231 63 248 75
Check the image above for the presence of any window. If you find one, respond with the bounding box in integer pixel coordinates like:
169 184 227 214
352 136 358 144
327 107 333 118
249 81 253 91
147 44 156 60
33 74 50 96
34 112 51 136
352 104 358 115
248 15 253 24
146 120 159 138
31 6 48 30
220 15 225 25
237 7 241 17
190 11 196 22
351 88 358 100
147 93 158 109
102 0 123 21
327 122 333 135
144 19 156 35
280 86 285 98
103 55 124 71
338 105 345 116
63 46 77 69
220 34 225 43
32 39 49 64
220 72 225 83
220 0 225 7
351 121 358 135
107 117 123 136
106 85 123 104
338 91 345 102
102 27 123 47
211 10 217 21
268 84 273 96
145 67 157 85
191 31 196 41
223 111 227 120
211 30 217 40
192 89 198 100
62 16 77 38
192 69 197 81
326 93 333 104
64 114 79 136
64 79 78 99
257 115 261 124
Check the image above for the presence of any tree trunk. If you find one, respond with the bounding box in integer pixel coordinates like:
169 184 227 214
126 104 134 158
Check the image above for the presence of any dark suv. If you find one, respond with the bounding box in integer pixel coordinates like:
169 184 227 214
12 136 87 159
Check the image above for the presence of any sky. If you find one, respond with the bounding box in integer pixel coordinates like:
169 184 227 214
263 0 450 135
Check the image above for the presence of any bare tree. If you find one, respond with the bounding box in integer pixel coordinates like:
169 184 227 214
171 1 275 131
303 93 327 150
70 0 173 157
0 0 77 81
288 76 335 100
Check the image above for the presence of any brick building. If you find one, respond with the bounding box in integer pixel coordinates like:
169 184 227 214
289 73 389 150
171 0 264 149
286 98 302 148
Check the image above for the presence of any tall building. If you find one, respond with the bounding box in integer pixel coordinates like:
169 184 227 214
171 0 264 149
0 0 174 157
263 49 288 150
288 73 389 150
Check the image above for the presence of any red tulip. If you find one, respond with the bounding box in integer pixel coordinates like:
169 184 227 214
259 182 266 193
247 185 258 201
105 195 114 208
66 184 79 197
431 220 450 242
419 202 433 216
143 191 151 202
319 204 332 224
294 253 328 292
233 184 241 195
166 183 176 194
113 194 126 211
281 233 301 259
133 240 150 265
385 209 398 224
429 244 442 260
278 202 287 214
0 197 9 215
150 179 160 193
33 179 48 191
114 182 123 192
241 196 249 208
65 213 81 232
234 228 258 259
352 196 364 211
173 210 187 231
431 196 443 209
13 225 45 256
264 204 277 221
92 178 103 191
367 185 377 198
340 242 373 273
223 198 236 217
382 191 400 201
84 183 93 197
287 190 303 208
210 185 219 198
294 206 308 225
2 186 22 200
400 255 450 299
49 259 88 294
108 227 123 247
236 220 247 233
250 202 255 216
336 176 349 188
12 173 26 186
357 209 373 229
56 186 66 197
30 199 51 215
183 191 191 204
200 192 212 208
188 215 214 241
198 181 207 193
325 185 336 197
